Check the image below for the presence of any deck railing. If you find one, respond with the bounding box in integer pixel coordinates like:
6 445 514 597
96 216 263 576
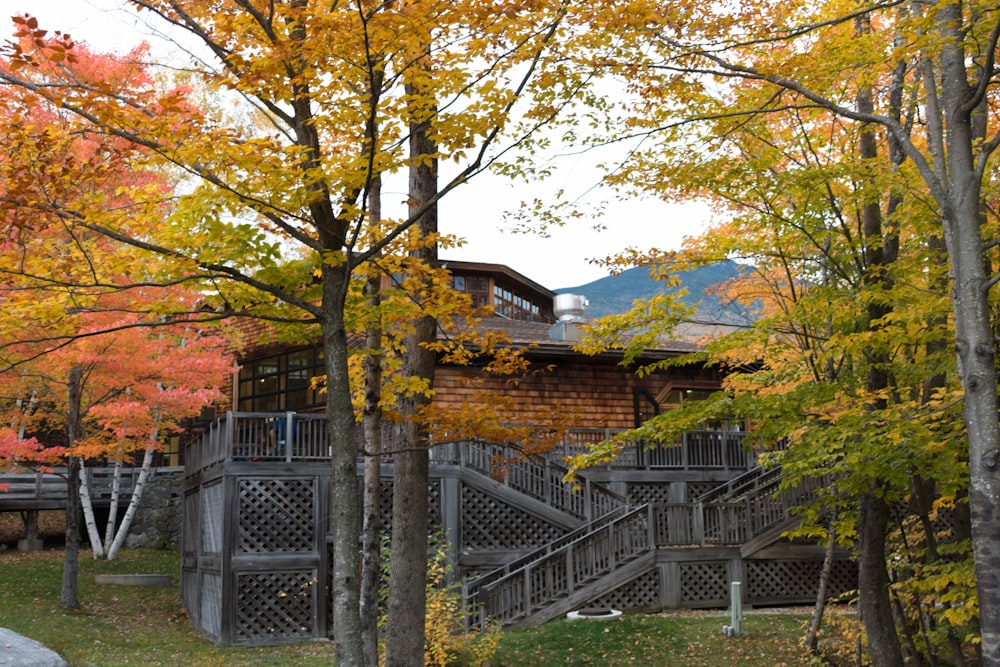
550 428 753 470
186 412 755 476
0 466 141 508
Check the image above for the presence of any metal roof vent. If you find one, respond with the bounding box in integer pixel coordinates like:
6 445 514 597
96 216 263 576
550 294 589 341
553 293 589 323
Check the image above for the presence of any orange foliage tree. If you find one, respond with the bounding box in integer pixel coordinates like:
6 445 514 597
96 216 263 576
0 42 233 606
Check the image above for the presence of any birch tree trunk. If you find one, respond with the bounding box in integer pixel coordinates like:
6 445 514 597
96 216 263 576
103 460 122 550
78 459 104 558
107 443 155 561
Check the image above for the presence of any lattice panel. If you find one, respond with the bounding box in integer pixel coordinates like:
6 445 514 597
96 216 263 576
183 490 199 556
686 482 718 501
827 560 858 598
181 567 199 626
746 559 857 602
933 506 959 542
627 482 672 505
461 484 564 549
200 572 222 639
376 480 442 537
236 571 317 643
680 561 729 603
239 478 314 553
429 481 442 532
201 482 223 554
379 480 393 529
590 569 661 611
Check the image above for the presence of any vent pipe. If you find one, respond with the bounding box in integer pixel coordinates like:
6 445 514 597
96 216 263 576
550 294 589 341
553 293 589 322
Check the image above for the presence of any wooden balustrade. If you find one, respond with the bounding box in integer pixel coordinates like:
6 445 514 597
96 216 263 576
186 412 754 476
0 466 139 510
466 504 652 629
551 428 753 470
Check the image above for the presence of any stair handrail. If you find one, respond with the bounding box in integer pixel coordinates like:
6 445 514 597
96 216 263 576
695 464 784 504
464 502 653 630
695 467 830 544
465 465 833 629
459 440 626 521
465 504 632 595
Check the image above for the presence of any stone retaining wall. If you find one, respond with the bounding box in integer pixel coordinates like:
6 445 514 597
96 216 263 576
124 467 184 549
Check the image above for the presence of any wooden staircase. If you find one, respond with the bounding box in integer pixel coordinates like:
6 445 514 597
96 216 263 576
464 464 830 629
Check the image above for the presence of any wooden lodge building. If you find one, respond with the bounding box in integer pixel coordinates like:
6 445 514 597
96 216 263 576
180 261 855 646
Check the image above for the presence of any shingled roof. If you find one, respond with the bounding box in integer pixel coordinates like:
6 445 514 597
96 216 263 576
464 315 702 359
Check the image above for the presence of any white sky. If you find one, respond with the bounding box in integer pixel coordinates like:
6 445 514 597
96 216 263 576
0 0 710 289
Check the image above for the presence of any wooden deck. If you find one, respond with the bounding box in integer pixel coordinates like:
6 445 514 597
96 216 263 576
178 412 855 646
0 467 139 511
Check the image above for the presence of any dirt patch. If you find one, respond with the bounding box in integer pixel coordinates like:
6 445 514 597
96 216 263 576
0 510 66 545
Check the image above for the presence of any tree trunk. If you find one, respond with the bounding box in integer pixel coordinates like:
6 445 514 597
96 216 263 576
858 491 905 667
322 260 364 667
360 175 384 667
107 443 156 561
934 5 1000 663
854 23 905 661
805 515 836 655
78 459 104 558
385 62 438 667
60 365 83 609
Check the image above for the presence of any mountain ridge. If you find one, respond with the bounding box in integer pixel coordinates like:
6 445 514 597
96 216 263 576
554 260 755 337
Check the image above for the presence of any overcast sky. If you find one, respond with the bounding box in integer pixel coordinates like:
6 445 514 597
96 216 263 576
0 0 710 290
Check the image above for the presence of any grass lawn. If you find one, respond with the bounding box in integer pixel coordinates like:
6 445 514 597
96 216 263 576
0 546 816 666
493 612 815 666
0 547 337 666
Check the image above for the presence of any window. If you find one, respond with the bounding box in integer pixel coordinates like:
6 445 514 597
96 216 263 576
662 389 714 406
452 274 490 307
493 282 543 321
237 346 325 412
452 272 548 321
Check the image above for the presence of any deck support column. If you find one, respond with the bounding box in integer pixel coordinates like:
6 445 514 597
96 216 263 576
18 509 43 552
439 475 461 583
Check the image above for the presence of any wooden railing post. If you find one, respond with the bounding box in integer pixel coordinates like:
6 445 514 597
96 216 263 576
543 457 552 508
566 544 575 594
284 411 293 463
694 502 705 546
523 566 532 616
224 411 234 463
647 504 656 548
